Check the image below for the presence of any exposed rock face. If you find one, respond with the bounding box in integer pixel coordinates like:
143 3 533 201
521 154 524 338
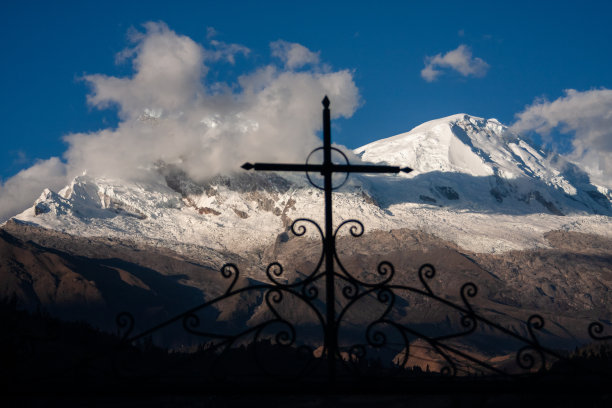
2 113 612 360
0 221 234 333
1 220 610 355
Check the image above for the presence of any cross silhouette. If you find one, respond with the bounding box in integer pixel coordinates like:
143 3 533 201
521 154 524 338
242 96 412 380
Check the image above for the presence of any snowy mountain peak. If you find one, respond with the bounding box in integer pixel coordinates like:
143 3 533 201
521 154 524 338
354 113 595 198
355 113 527 178
10 114 612 255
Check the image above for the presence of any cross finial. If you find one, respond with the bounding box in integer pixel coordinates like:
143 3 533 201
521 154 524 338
322 95 330 108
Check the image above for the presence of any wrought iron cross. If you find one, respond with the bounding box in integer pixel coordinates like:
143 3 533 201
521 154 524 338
242 96 412 380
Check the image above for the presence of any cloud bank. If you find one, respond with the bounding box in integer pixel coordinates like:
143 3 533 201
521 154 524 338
512 88 612 188
0 22 360 221
421 44 489 82
0 158 68 222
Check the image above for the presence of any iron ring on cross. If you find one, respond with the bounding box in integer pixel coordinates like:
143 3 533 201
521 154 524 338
305 146 350 190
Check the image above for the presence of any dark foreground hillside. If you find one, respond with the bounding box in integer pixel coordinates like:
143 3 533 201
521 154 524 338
1 297 611 407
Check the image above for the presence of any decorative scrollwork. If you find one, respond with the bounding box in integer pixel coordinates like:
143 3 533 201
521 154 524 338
288 218 325 282
427 341 458 377
439 363 456 377
181 312 232 340
588 321 612 341
115 312 134 341
418 263 436 295
526 314 544 345
512 315 547 372
274 323 295 347
460 313 477 332
301 281 319 300
460 282 478 312
377 261 395 282
183 312 200 333
433 313 477 342
265 262 285 285
517 345 546 372
376 288 395 315
253 318 296 349
341 280 360 299
366 322 388 348
334 219 364 239
220 263 239 295
333 220 395 288
182 312 220 339
265 288 284 314
291 218 322 238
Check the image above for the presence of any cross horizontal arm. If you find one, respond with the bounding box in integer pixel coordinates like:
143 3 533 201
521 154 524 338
241 163 321 172
242 162 413 175
335 164 413 174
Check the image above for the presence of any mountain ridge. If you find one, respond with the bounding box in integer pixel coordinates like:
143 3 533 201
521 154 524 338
8 112 610 255
1 112 611 357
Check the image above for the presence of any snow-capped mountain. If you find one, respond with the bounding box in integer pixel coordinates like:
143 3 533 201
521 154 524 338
10 113 612 254
355 114 610 214
2 113 611 354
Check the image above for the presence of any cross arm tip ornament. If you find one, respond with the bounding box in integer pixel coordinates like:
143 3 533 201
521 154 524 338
401 167 413 174
322 96 330 108
241 162 254 170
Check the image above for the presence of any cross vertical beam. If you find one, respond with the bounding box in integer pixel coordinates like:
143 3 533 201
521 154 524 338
241 96 412 382
321 96 337 381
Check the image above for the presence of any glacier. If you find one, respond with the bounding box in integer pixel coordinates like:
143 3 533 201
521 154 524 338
9 113 612 255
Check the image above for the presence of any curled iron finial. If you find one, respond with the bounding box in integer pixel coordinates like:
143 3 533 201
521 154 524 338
341 280 360 299
460 282 478 313
115 312 135 342
526 314 545 345
588 321 612 341
334 219 364 239
284 218 326 284
183 313 201 335
517 345 546 372
418 263 436 295
301 282 319 300
376 261 395 285
220 263 240 295
366 323 388 348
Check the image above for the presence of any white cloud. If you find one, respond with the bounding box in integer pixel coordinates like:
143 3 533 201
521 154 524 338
0 22 360 221
206 40 250 65
205 26 250 65
270 40 320 70
512 88 612 188
0 158 68 221
421 44 489 82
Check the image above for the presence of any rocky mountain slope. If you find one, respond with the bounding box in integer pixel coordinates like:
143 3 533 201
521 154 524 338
1 113 611 357
11 114 612 255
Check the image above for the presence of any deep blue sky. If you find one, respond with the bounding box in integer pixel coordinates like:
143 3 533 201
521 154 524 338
2 0 612 182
